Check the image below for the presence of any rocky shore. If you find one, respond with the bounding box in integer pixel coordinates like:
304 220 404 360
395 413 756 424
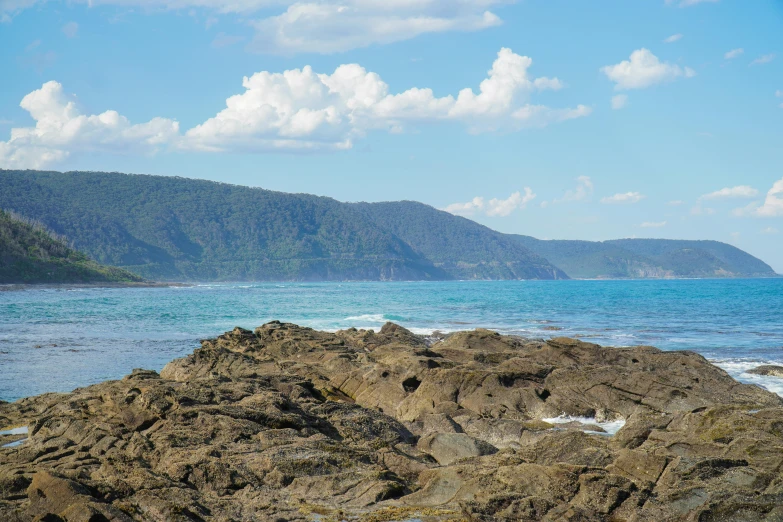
2 322 783 521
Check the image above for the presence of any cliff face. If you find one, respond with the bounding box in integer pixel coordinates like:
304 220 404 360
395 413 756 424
2 323 782 521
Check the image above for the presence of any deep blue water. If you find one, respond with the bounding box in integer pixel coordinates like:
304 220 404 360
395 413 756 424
1 279 782 402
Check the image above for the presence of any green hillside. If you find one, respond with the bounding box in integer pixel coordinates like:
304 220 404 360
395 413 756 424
0 169 774 282
0 170 565 281
514 236 777 279
356 201 568 280
0 209 144 284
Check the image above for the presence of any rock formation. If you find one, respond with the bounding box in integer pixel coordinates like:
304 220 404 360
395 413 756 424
2 322 783 521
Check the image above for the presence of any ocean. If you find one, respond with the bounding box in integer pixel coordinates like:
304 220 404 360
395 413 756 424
1 279 782 402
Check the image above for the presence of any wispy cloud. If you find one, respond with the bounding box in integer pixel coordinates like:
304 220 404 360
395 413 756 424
664 34 683 43
62 22 78 38
700 185 758 200
601 192 645 204
640 221 667 228
750 54 776 66
553 176 594 203
724 48 744 60
611 94 628 110
665 0 719 7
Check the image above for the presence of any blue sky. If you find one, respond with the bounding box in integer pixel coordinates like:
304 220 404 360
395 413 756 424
1 0 782 271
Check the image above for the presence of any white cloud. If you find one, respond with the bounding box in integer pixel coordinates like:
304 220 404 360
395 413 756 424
754 178 783 217
0 81 179 169
183 48 590 153
665 0 719 6
250 2 504 54
2 1 510 54
611 94 628 110
724 48 744 60
554 176 593 203
751 54 776 66
663 34 683 43
700 185 759 200
667 200 684 206
444 188 536 217
640 221 667 228
601 191 645 204
1 49 590 168
761 227 778 235
601 49 695 91
62 21 78 38
777 90 783 97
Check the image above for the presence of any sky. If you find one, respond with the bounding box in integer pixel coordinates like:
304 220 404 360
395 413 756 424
1 0 782 272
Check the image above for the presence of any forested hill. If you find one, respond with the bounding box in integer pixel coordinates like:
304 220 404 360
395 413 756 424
0 169 775 281
514 236 777 279
0 169 563 281
355 201 567 280
0 209 144 284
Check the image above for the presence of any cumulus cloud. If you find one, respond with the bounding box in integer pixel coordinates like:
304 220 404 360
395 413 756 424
700 185 759 200
443 188 536 217
724 48 744 60
753 178 783 217
750 54 775 66
2 1 509 54
640 221 667 228
183 48 590 153
611 94 628 110
0 81 179 169
601 192 645 204
553 176 593 203
1 49 589 168
663 34 683 43
601 49 695 91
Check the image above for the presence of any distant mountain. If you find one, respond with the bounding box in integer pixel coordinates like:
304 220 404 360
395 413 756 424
0 169 774 282
0 170 562 281
514 236 777 279
0 209 144 284
356 201 567 280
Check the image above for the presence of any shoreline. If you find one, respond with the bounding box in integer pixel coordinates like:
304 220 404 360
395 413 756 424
0 281 192 292
2 322 782 520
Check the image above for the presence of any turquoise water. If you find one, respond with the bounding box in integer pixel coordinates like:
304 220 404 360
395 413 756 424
1 279 782 402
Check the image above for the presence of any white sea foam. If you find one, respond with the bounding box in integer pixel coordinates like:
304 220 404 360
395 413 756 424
343 314 387 323
543 415 626 436
712 359 783 397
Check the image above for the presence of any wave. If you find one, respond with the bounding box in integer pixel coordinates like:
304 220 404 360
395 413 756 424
542 415 626 436
344 314 387 323
712 358 783 397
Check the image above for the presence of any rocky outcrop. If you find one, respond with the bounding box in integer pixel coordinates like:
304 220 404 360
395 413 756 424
2 322 783 521
748 365 783 378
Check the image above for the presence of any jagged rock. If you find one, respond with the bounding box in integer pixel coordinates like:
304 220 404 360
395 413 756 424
2 322 782 521
748 365 783 378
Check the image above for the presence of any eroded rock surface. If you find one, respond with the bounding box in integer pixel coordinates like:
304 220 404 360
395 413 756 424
2 321 783 521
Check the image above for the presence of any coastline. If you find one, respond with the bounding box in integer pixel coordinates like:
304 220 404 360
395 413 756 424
2 322 782 521
0 281 192 292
